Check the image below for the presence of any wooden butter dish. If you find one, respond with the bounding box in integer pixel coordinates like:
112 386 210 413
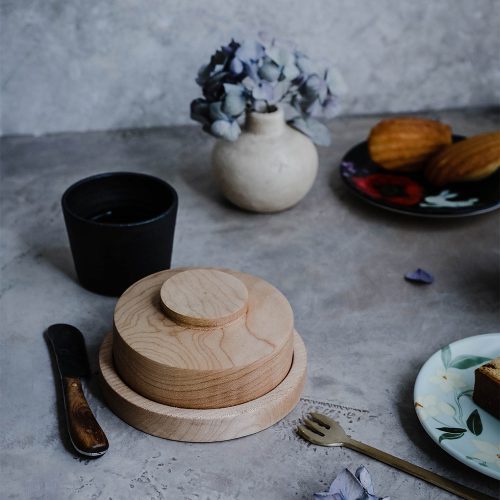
99 267 307 442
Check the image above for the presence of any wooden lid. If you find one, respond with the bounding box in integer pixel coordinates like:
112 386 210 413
159 269 249 327
112 268 294 409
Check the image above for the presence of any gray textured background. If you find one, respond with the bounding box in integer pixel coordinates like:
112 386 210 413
1 110 499 499
1 0 500 137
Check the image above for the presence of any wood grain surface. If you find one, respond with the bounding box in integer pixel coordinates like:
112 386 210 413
62 377 109 456
99 331 306 442
160 269 249 327
113 268 294 409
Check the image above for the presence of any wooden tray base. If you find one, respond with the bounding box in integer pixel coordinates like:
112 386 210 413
99 331 307 442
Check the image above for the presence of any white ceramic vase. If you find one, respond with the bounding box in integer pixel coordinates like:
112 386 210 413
212 107 318 213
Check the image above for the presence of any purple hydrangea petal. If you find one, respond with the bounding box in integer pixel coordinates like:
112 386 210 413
290 117 331 146
296 52 317 74
313 493 344 500
253 99 268 112
258 61 281 82
210 48 228 66
196 64 212 86
190 98 210 125
280 102 301 121
355 466 374 495
243 60 260 83
305 98 324 118
302 74 322 99
235 40 265 62
252 81 274 101
241 76 256 90
221 39 239 56
282 62 300 81
315 467 389 500
210 119 241 141
223 83 245 95
404 268 434 284
323 95 341 118
271 80 291 104
230 57 244 75
326 67 348 95
208 102 227 121
267 45 293 67
329 469 366 497
312 493 335 499
222 92 246 117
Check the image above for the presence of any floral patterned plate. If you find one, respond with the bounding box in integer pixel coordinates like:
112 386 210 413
340 137 500 217
414 333 500 479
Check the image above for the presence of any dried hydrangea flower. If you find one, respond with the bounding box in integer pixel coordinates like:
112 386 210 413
314 466 389 500
190 36 345 144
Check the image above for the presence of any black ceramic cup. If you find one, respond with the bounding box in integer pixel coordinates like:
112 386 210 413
62 172 178 296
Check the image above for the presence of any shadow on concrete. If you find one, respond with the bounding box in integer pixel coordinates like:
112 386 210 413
38 245 77 283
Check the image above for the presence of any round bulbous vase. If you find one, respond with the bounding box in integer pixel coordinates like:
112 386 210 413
212 108 319 213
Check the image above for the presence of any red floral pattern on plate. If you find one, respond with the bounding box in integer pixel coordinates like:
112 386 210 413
351 173 424 206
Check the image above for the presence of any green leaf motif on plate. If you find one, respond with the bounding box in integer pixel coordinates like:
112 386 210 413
439 432 465 443
441 345 451 369
436 427 467 433
466 456 489 469
466 409 483 436
449 355 491 369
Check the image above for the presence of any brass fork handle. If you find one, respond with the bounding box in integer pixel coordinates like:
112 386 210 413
346 439 494 500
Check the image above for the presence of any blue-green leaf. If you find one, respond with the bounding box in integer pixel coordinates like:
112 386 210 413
449 355 491 370
296 53 317 74
210 120 241 141
441 345 451 369
267 45 293 67
439 432 464 443
258 62 281 82
436 427 466 433
290 117 331 146
209 102 228 121
223 83 244 95
253 100 268 113
282 63 300 81
466 409 483 436
222 93 246 117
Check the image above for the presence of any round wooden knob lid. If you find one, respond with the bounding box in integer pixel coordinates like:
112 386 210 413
112 268 294 409
160 269 248 327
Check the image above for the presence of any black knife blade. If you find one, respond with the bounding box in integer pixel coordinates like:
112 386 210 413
47 324 109 457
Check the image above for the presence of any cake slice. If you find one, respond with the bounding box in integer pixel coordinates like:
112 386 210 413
473 357 500 419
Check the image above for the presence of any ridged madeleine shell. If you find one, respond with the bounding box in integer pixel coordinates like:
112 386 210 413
368 117 452 172
425 131 500 186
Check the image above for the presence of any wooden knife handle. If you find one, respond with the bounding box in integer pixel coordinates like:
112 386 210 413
62 376 109 457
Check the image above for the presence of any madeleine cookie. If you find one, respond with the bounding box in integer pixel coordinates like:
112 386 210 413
368 117 452 172
425 131 500 186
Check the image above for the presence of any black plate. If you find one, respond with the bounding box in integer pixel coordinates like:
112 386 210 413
340 136 500 218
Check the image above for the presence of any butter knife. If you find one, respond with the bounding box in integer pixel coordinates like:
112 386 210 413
47 324 109 457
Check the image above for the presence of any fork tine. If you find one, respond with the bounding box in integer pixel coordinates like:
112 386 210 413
296 425 325 446
309 412 333 429
302 418 325 436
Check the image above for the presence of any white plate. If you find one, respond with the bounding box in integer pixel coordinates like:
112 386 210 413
414 333 500 479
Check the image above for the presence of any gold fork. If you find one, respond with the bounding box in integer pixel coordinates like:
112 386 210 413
297 412 494 500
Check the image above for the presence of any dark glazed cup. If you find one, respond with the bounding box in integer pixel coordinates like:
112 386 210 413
62 172 178 296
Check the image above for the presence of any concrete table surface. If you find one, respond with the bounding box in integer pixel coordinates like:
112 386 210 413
1 109 498 499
